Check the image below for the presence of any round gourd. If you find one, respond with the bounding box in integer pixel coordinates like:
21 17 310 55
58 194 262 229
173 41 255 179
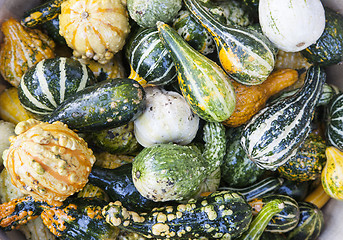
258 0 325 52
18 57 96 119
2 119 96 202
127 0 182 28
0 18 55 87
133 87 199 147
59 0 130 64
326 93 343 150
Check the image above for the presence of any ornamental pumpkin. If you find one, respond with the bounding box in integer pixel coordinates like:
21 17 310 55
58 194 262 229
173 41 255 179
2 119 96 203
0 18 55 87
59 0 130 64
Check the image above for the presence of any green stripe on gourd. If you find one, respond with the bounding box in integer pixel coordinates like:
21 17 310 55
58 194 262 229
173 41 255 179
241 66 326 170
125 28 177 86
18 57 95 118
184 0 277 85
157 22 236 122
102 190 252 239
326 93 343 151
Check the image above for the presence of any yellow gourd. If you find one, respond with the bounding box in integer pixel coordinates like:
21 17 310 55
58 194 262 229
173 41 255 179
59 0 130 64
2 119 96 203
321 147 343 200
0 18 55 87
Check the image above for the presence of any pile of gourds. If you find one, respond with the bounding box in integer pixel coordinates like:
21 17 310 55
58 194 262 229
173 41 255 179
0 0 343 239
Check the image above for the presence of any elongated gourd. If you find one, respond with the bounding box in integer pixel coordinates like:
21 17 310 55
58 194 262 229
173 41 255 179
184 0 277 85
157 22 236 122
326 93 343 150
241 66 326 170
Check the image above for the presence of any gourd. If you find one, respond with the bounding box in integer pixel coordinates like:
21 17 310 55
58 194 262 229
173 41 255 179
86 122 142 155
184 0 277 85
249 195 300 233
286 202 324 240
2 119 96 202
222 68 299 127
133 86 200 147
275 50 312 71
0 88 33 124
241 66 326 170
0 18 55 87
258 0 325 52
157 22 236 122
59 0 130 64
93 152 134 169
321 147 343 200
77 183 108 201
44 78 146 132
125 27 177 86
132 121 226 202
0 169 24 203
18 57 96 119
276 179 310 202
102 190 252 239
301 8 343 66
126 0 182 28
41 17 67 46
304 184 331 209
317 83 341 107
0 121 15 166
326 93 343 150
221 126 266 187
277 133 326 182
21 0 65 27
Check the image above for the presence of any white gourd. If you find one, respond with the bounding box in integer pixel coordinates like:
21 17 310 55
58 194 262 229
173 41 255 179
134 87 199 147
259 0 325 52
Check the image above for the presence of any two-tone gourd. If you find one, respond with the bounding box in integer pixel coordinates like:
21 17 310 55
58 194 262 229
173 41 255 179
259 0 326 52
103 190 252 239
184 0 277 85
241 66 326 170
157 22 236 122
18 57 96 119
326 93 343 150
132 121 226 202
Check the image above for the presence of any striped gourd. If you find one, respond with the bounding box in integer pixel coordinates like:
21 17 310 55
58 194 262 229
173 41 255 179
184 0 277 85
326 93 343 150
241 66 326 170
318 83 341 106
18 57 96 118
157 22 236 122
125 28 177 86
249 194 300 233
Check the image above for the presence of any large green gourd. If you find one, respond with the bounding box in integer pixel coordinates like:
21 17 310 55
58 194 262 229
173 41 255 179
184 0 277 85
157 22 236 122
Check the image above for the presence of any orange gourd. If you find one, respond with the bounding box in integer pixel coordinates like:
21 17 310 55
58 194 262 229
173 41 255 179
0 18 55 87
222 69 298 127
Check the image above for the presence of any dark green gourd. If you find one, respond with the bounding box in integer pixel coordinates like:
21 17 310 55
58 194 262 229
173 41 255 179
184 0 277 85
326 93 343 151
157 22 236 122
103 190 252 239
241 66 326 170
132 122 226 202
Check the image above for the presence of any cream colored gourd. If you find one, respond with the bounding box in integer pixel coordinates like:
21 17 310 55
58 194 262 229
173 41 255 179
259 0 325 52
134 87 199 147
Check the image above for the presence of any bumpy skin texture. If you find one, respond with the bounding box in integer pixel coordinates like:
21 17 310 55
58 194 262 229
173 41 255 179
127 0 182 27
2 119 96 203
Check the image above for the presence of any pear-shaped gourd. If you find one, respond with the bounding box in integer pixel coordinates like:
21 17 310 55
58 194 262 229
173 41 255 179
184 0 276 85
157 22 236 122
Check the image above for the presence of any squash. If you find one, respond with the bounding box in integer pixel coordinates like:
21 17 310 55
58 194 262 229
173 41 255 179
133 86 200 147
317 83 341 107
18 57 96 119
77 183 108 200
44 78 146 132
125 27 177 86
59 0 130 64
0 168 24 203
258 0 325 52
286 202 324 240
241 66 326 170
222 68 299 127
103 190 252 239
276 179 310 202
301 8 343 66
275 50 312 71
0 18 55 87
2 119 96 202
93 152 135 169
277 133 326 182
41 17 67 46
126 0 182 28
326 93 343 150
321 147 343 200
0 88 33 124
0 121 15 166
157 22 236 122
304 184 331 209
184 0 277 85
